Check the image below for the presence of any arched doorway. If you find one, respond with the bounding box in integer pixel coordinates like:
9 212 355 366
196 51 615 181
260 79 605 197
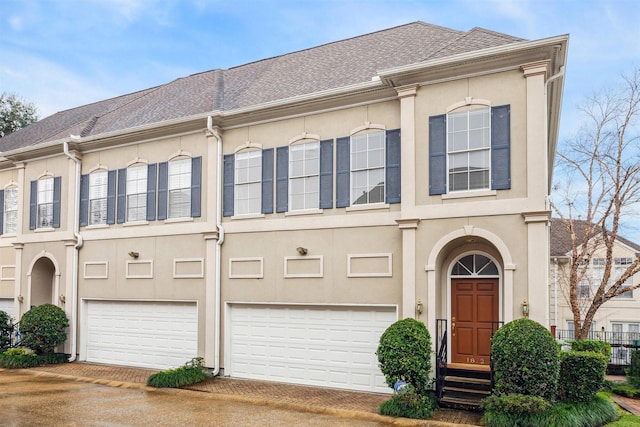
29 257 57 308
449 253 500 366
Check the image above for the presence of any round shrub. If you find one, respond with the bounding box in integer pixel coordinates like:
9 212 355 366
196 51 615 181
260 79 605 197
376 318 432 395
0 346 40 368
0 310 13 352
558 351 607 403
491 318 559 401
20 304 69 354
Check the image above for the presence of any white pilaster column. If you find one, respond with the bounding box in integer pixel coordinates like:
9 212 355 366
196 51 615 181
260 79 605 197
396 218 420 319
203 232 218 367
396 85 418 215
521 61 549 209
12 243 23 320
522 211 551 326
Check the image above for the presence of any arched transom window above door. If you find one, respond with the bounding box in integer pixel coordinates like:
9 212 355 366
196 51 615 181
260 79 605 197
451 254 499 276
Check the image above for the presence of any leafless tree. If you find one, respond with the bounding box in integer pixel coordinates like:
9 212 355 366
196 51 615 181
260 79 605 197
552 69 640 339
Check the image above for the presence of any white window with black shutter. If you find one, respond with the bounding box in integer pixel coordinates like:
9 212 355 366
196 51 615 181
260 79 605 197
336 129 401 208
29 176 61 230
157 156 202 220
0 185 18 234
223 148 273 217
80 170 116 227
429 104 510 195
116 163 157 224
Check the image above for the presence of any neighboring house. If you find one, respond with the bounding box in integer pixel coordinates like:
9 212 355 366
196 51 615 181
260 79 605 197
0 22 568 394
550 218 640 351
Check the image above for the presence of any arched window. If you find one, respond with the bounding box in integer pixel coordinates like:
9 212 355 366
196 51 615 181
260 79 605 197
451 254 499 276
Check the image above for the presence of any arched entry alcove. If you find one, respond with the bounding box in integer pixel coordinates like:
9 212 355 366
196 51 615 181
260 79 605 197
28 255 59 309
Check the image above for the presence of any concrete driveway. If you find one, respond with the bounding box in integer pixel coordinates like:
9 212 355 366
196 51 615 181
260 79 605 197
0 370 391 426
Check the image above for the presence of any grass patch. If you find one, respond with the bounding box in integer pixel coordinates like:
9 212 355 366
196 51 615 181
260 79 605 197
483 393 617 427
607 413 640 426
146 357 208 388
611 382 640 399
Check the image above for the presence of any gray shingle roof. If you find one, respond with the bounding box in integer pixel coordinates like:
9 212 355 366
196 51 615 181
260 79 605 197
0 21 526 152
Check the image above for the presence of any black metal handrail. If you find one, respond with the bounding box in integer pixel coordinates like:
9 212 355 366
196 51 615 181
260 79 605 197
555 329 640 366
435 318 447 399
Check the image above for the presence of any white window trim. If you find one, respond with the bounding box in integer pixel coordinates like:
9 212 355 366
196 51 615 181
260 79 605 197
347 253 393 278
283 255 324 278
83 261 109 279
229 257 264 279
173 258 204 279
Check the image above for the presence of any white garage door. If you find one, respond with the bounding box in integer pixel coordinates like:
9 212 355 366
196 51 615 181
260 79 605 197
85 300 197 370
0 298 14 319
229 304 396 393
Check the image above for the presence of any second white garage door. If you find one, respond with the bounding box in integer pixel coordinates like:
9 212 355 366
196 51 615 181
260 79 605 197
228 304 396 393
85 300 198 370
0 298 14 319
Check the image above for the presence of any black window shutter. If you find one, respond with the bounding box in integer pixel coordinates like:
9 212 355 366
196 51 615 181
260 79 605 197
491 104 511 190
0 190 4 235
106 170 116 224
335 136 350 208
29 180 37 230
157 162 168 220
52 176 61 228
262 148 274 214
429 114 447 195
116 168 126 223
191 156 202 218
79 174 89 227
319 139 333 209
223 154 234 217
385 129 401 204
146 163 157 221
276 146 288 213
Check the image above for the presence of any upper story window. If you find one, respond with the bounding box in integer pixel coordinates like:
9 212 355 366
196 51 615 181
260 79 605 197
168 158 191 218
429 104 510 195
614 258 634 299
126 165 148 222
289 141 319 210
89 171 108 225
235 151 262 216
351 132 385 205
29 176 61 230
447 109 490 192
3 186 18 234
335 128 400 208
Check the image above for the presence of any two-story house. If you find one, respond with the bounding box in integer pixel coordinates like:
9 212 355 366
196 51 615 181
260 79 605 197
0 22 568 394
550 218 640 361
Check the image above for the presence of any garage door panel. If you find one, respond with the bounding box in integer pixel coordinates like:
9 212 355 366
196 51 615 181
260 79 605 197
229 305 395 393
86 301 197 370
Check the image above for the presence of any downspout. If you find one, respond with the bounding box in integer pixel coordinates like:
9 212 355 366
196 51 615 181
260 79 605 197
553 258 558 330
63 138 83 362
207 116 224 376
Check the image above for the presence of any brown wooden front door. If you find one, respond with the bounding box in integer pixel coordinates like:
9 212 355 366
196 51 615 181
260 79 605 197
451 278 499 365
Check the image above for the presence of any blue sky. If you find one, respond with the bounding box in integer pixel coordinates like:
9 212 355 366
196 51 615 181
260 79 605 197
2 0 640 238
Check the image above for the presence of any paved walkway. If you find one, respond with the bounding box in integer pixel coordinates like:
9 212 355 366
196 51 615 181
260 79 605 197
20 362 483 426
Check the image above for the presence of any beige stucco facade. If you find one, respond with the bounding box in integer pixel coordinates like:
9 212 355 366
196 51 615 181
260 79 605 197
0 26 568 388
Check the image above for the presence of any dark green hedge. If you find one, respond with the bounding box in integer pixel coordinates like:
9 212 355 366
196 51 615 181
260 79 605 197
491 318 559 401
627 349 640 388
0 310 12 353
568 339 611 359
378 387 437 420
376 318 432 395
558 351 607 403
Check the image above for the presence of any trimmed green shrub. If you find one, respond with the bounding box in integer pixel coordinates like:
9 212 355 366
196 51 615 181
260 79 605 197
378 385 437 420
0 346 40 368
20 304 69 354
37 352 68 365
611 382 640 399
376 318 432 395
627 349 640 388
0 310 13 352
483 393 617 427
146 357 207 388
569 339 611 359
481 393 551 415
558 351 607 403
491 318 559 401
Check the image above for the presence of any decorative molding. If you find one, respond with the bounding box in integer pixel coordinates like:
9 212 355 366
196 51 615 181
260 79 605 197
229 257 264 279
350 122 386 135
288 132 321 145
521 60 549 78
521 210 551 223
347 253 393 277
396 218 420 230
125 260 153 279
234 141 263 153
446 97 491 113
83 261 108 279
0 265 16 281
284 255 323 278
173 258 204 278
